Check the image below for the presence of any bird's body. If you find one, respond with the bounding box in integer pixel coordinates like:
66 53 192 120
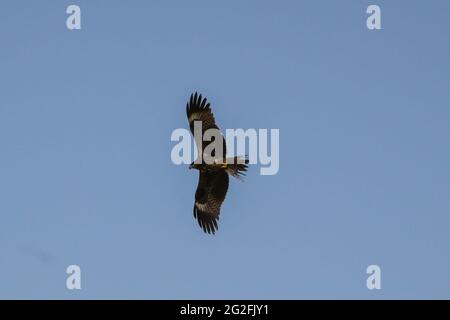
186 92 248 234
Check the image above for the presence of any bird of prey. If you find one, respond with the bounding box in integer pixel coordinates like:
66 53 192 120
186 92 248 234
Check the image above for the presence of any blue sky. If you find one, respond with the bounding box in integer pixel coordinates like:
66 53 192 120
0 1 449 299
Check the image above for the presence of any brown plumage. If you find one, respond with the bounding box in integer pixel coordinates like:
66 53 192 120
186 92 248 234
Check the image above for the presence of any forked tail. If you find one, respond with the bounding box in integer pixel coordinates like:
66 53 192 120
225 156 249 180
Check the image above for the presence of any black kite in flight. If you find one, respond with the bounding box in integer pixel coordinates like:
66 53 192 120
186 92 248 234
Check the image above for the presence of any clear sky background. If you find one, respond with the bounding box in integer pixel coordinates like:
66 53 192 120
0 1 449 299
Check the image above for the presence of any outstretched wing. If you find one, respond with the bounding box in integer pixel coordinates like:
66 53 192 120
186 92 226 162
193 170 229 234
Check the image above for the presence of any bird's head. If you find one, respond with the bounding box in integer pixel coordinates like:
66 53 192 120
189 162 203 170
